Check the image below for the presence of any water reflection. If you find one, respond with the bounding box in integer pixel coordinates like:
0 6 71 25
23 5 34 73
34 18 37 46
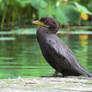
0 34 92 78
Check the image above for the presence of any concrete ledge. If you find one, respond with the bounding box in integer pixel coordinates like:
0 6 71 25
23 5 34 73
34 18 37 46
0 77 92 92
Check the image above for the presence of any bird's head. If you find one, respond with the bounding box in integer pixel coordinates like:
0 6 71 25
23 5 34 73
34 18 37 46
32 17 59 33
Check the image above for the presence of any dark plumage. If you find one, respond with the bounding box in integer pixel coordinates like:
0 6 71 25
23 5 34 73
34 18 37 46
33 17 92 77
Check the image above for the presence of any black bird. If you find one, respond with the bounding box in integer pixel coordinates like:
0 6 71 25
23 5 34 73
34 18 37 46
32 17 92 77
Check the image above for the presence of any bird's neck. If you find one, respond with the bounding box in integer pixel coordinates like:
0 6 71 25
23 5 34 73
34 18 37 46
38 26 57 34
37 27 56 43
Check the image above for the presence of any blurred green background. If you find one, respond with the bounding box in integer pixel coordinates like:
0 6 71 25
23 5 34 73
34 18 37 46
0 0 92 79
0 0 92 30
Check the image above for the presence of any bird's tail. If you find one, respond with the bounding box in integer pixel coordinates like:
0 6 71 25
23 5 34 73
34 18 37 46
87 72 92 77
79 67 92 77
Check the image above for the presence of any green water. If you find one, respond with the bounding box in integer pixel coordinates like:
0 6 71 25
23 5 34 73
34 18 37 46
0 32 92 78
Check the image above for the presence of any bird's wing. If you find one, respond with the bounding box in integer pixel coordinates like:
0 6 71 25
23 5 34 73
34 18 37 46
46 36 86 73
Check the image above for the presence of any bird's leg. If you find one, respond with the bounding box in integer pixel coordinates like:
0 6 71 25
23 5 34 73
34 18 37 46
53 71 64 77
40 71 59 77
52 71 58 77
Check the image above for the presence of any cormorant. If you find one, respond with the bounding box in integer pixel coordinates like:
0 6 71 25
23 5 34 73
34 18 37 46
32 17 92 77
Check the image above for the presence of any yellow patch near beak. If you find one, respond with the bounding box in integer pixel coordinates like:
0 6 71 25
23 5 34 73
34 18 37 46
32 21 47 27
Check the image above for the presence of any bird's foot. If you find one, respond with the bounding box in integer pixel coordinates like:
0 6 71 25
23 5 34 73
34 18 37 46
40 75 55 77
40 75 63 77
52 71 62 77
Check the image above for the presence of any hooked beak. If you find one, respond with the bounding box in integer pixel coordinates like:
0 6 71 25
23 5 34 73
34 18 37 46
32 20 47 27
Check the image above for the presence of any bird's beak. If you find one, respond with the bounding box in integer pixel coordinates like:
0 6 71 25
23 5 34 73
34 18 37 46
32 20 47 27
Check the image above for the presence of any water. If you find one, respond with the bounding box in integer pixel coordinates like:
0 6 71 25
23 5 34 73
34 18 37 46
0 32 92 78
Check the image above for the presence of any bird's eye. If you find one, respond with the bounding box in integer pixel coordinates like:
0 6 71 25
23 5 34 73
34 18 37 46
44 20 48 24
53 22 56 25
